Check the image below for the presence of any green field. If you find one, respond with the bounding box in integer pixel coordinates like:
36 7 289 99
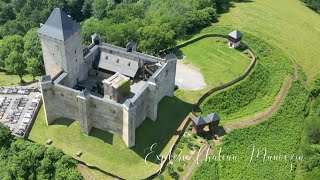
192 79 310 179
175 37 252 103
0 71 37 86
180 37 252 88
29 97 192 179
202 0 320 82
190 29 293 125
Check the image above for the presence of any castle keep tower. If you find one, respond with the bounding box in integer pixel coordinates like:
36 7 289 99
38 8 85 87
38 8 177 148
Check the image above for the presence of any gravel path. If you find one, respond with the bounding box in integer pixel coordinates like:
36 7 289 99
175 60 206 90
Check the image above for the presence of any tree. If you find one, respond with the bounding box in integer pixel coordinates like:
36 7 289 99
92 0 108 19
302 0 320 11
0 124 13 147
23 28 42 60
82 0 93 19
37 158 55 179
215 0 231 13
138 23 176 54
0 35 24 67
5 51 26 82
0 2 15 25
26 58 42 80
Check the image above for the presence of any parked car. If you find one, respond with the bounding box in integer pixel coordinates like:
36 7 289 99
19 124 28 132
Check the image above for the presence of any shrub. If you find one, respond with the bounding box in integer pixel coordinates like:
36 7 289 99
192 133 197 139
177 166 184 172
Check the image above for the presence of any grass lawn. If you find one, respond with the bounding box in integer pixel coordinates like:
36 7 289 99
179 37 252 88
199 0 320 82
175 37 252 103
0 71 37 86
29 96 193 179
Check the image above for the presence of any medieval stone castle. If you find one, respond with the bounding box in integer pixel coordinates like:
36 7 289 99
38 8 177 147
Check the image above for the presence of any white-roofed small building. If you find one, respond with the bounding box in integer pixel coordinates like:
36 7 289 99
228 30 243 48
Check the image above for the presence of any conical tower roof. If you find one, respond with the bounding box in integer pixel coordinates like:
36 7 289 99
228 30 243 39
38 8 80 41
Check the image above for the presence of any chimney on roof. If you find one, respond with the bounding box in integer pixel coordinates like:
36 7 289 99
126 41 136 52
91 33 101 45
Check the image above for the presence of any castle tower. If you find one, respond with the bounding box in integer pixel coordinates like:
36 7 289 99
38 8 85 87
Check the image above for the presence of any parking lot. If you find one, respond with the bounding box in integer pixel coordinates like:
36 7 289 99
0 87 41 137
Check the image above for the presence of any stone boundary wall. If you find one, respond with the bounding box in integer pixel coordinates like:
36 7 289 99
23 97 43 139
193 40 256 111
161 34 228 54
161 33 256 111
75 159 126 180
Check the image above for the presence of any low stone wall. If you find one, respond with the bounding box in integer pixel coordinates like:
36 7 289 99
161 33 257 111
161 34 228 54
193 40 256 111
23 97 43 139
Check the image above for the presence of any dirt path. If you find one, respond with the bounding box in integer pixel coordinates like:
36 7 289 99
183 144 210 180
183 64 298 180
77 164 94 180
224 63 298 132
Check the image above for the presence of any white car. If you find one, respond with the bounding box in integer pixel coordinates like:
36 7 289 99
24 113 32 118
23 118 31 124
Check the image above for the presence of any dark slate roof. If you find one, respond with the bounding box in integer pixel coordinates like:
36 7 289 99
192 116 207 126
98 51 139 78
38 8 81 41
39 75 52 83
165 53 177 62
228 30 243 40
91 33 100 41
126 41 136 48
204 113 220 123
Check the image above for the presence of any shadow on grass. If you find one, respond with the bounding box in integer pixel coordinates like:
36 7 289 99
48 96 193 165
89 128 114 145
132 96 193 164
235 44 248 52
51 118 75 127
215 126 227 137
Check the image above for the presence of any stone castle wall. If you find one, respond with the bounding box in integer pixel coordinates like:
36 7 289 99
39 28 177 147
40 54 176 147
89 96 124 137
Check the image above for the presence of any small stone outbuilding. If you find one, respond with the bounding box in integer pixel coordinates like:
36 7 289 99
228 30 243 48
192 113 220 134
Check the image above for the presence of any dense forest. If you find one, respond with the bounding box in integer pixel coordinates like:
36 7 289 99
0 0 237 82
301 0 320 12
0 124 82 179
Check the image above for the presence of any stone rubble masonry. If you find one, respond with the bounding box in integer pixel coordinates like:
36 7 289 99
38 11 177 147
